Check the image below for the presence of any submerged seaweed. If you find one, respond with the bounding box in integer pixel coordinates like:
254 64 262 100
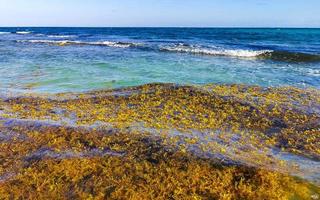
0 83 319 199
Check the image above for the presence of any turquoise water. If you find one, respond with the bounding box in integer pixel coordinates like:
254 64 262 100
0 28 319 93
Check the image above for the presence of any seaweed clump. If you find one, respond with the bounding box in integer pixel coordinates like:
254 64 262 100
0 83 319 199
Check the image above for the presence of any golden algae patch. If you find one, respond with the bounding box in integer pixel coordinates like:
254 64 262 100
0 83 319 199
0 124 318 200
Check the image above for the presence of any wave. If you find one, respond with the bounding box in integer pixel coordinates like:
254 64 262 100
160 44 273 58
16 40 320 63
307 69 320 77
263 51 320 63
160 44 320 62
16 31 32 35
0 32 10 35
17 40 143 48
47 35 76 38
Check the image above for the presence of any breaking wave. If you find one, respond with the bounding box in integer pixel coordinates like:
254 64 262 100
47 35 76 38
160 43 320 62
16 40 320 63
160 44 272 58
17 40 143 48
16 31 32 35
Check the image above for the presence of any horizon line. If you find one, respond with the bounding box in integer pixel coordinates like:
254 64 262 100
0 26 320 29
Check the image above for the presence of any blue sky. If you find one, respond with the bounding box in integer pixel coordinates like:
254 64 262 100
0 0 319 27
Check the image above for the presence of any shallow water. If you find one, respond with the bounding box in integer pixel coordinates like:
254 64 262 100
0 28 319 93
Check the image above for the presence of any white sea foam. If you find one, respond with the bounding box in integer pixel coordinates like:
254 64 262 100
16 31 32 35
0 32 10 35
307 69 320 77
90 41 142 48
17 40 142 48
17 40 272 57
160 44 273 58
48 35 76 38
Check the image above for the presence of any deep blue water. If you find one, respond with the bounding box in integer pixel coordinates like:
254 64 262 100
0 27 319 93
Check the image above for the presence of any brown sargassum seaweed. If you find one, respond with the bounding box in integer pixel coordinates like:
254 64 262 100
0 83 319 199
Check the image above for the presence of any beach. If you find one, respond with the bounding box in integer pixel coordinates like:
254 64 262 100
0 28 319 199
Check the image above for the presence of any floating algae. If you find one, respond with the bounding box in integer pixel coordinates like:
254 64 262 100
0 83 319 199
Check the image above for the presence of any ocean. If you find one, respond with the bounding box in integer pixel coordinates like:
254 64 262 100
0 27 319 93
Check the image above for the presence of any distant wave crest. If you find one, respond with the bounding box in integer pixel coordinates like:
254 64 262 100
48 35 76 38
16 31 32 35
0 32 11 35
17 40 143 48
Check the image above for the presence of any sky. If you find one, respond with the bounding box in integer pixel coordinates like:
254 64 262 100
0 0 319 27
